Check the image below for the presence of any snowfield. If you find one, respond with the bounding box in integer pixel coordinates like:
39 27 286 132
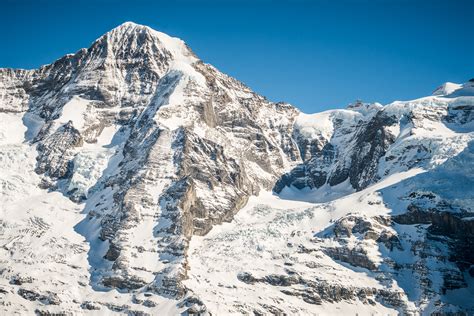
0 112 184 315
185 171 423 315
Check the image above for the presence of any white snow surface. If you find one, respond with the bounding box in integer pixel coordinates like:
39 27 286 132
185 171 423 315
432 82 463 96
0 112 184 315
58 96 89 130
295 111 335 140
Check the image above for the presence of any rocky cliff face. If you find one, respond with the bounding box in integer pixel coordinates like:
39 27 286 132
275 88 474 196
0 22 302 314
0 22 472 315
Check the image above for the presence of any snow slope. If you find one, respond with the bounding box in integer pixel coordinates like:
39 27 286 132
185 171 423 315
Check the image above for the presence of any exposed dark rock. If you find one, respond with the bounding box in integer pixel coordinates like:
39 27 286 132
34 310 69 316
323 246 378 271
102 275 148 290
10 275 34 285
393 202 474 289
348 112 397 190
35 121 83 179
80 301 102 310
237 271 408 310
274 110 398 194
18 289 61 305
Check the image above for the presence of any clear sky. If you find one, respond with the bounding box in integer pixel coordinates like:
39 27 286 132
1 0 473 113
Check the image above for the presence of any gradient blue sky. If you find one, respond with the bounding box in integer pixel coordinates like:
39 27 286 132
1 0 472 113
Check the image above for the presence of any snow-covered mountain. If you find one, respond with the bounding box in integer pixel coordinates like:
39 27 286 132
0 22 472 315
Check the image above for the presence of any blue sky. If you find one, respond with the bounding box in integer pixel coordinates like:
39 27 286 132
1 0 472 113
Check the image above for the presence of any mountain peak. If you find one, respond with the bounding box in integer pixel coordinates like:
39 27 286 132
107 21 154 37
116 21 144 28
87 22 197 69
432 80 474 97
432 82 462 96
